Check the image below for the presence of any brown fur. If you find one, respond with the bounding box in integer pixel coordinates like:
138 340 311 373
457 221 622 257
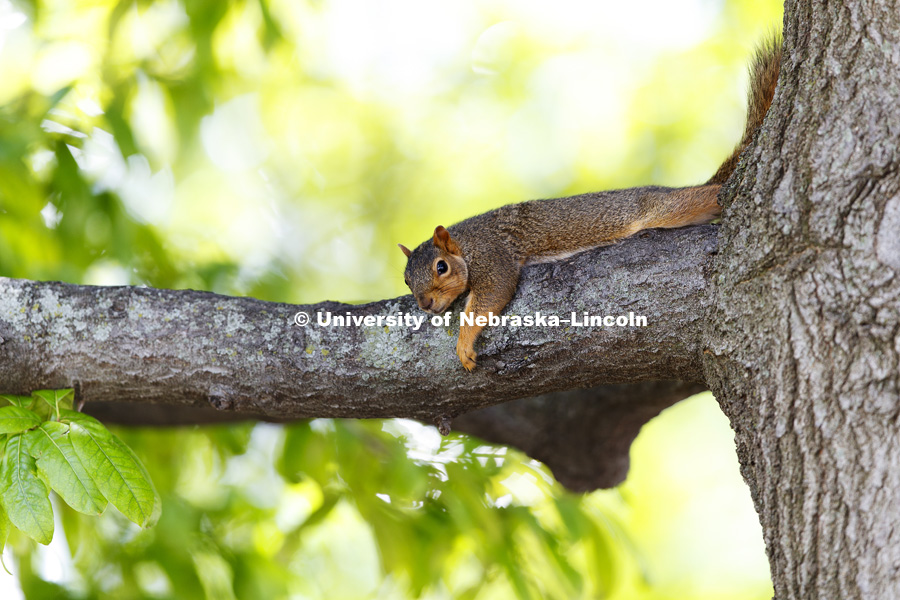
647 185 722 229
402 37 782 370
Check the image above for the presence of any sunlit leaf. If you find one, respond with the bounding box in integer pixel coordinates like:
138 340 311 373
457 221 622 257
207 423 254 457
0 435 53 544
42 86 73 117
0 395 32 408
0 406 41 434
0 501 9 553
279 422 336 485
294 492 340 535
505 557 536 600
62 410 160 527
32 389 74 416
257 0 285 49
26 421 108 516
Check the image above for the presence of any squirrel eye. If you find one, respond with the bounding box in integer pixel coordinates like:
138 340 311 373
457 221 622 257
404 276 410 287
436 260 448 275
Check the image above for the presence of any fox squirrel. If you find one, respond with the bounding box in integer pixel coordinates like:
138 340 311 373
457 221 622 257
400 38 782 371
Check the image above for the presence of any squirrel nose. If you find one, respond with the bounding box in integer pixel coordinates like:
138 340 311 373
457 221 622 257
420 296 434 311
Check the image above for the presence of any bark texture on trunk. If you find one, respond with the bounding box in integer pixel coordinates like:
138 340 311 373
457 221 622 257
703 1 900 597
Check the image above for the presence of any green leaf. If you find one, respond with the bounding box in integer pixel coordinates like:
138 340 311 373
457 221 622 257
0 395 32 408
25 422 108 516
0 501 9 553
0 435 54 545
43 86 73 116
32 389 74 417
62 411 160 527
0 406 41 434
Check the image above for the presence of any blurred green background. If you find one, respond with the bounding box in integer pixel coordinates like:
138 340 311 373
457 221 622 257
0 0 782 597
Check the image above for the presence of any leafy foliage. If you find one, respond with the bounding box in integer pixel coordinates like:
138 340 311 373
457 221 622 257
0 407 41 434
277 420 621 598
0 391 161 547
1 434 53 545
26 421 108 516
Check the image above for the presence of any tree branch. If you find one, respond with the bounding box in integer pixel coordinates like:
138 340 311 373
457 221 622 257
0 226 716 425
82 380 705 492
451 380 706 491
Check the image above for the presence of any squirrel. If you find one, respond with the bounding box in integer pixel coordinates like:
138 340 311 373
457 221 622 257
400 38 782 371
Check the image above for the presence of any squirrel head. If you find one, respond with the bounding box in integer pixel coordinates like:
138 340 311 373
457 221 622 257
399 226 468 314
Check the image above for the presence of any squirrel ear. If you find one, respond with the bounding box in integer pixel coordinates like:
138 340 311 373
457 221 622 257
432 226 461 255
398 243 412 258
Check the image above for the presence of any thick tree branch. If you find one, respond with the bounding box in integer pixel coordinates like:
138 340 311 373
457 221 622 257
83 380 705 492
0 225 715 425
451 380 706 491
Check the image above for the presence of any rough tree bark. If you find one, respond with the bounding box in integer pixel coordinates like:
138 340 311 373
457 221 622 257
0 225 711 491
702 1 900 598
0 0 897 596
0 224 712 419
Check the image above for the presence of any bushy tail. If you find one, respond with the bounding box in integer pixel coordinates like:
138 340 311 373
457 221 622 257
707 34 782 185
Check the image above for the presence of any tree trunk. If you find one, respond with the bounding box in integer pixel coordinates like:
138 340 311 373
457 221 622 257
703 1 900 597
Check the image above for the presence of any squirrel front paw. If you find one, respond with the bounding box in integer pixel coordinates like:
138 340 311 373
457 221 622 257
456 340 477 372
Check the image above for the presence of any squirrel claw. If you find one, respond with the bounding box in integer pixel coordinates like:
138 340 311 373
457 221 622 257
457 343 477 372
